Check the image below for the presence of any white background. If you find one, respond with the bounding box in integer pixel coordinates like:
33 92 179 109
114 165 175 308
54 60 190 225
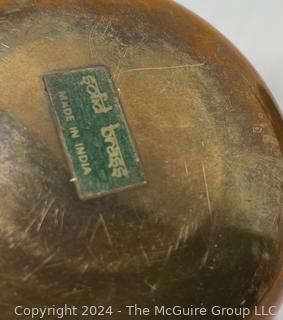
176 0 283 113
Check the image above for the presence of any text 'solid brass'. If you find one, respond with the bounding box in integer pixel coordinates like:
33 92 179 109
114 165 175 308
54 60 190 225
43 66 146 200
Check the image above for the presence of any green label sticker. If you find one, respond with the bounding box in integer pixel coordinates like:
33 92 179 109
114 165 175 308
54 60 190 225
43 66 146 200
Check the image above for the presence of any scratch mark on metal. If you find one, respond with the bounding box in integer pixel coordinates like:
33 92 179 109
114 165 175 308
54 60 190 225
202 164 212 217
37 198 55 231
24 196 45 234
62 287 90 298
162 245 173 267
86 245 96 259
89 216 101 244
116 47 129 80
1 42 9 48
200 249 210 269
79 215 92 238
200 163 216 269
23 252 57 282
102 21 112 36
123 47 129 57
88 24 96 59
90 215 113 247
99 214 113 247
0 17 8 24
183 223 190 242
59 210 65 235
1 57 9 65
144 279 158 293
140 246 151 266
184 160 189 177
175 223 189 250
121 63 205 74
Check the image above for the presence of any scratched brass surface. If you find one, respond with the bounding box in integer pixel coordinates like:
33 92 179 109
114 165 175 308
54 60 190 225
0 0 282 319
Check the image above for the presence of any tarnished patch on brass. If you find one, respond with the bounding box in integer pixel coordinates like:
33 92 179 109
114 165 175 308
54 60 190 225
43 66 146 200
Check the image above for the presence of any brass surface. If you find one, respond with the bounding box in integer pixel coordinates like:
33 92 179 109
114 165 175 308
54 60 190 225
0 0 282 319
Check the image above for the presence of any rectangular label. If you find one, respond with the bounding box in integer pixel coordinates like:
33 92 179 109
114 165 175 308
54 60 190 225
43 66 146 200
